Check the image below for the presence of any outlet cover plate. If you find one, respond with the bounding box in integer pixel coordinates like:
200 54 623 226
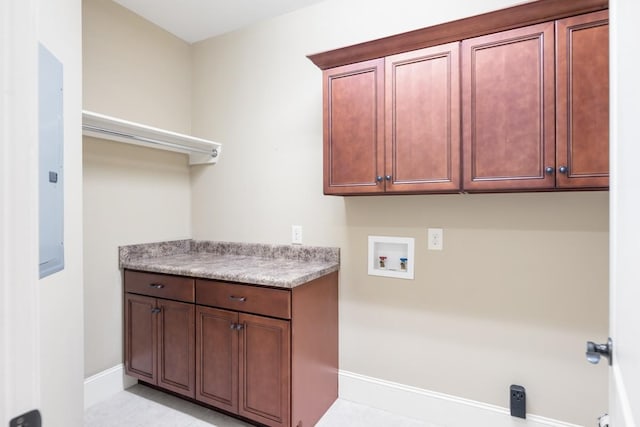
291 225 303 245
428 228 443 251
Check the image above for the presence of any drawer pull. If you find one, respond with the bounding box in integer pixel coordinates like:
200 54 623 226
151 308 161 314
149 283 165 289
229 295 247 302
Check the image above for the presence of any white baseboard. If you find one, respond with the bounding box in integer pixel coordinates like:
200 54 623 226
84 364 138 409
338 370 583 427
84 366 582 426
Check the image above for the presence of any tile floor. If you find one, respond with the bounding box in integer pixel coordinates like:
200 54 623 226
84 384 433 427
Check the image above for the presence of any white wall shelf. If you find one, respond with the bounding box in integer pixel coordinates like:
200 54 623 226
82 110 222 165
368 236 415 280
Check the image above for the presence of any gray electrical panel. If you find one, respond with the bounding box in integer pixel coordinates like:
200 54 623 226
38 44 64 278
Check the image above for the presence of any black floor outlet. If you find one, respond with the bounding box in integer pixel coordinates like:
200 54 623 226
510 384 526 419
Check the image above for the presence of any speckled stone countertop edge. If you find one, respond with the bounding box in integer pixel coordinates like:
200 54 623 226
119 239 339 266
118 240 340 289
119 261 339 288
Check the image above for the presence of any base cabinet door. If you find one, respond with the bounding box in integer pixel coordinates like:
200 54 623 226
157 299 195 398
196 306 239 413
125 293 195 398
125 293 157 383
239 313 291 427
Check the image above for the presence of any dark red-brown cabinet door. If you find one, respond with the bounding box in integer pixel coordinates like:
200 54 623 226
556 10 609 189
462 22 555 191
385 42 461 193
323 58 384 195
124 293 157 384
157 299 195 398
196 306 238 413
238 313 290 427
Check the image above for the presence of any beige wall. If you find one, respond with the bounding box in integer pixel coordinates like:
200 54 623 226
83 139 191 376
38 0 84 424
82 0 192 133
190 0 609 425
82 0 193 377
82 0 610 424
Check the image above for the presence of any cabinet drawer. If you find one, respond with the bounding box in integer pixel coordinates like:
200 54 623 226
125 270 195 303
196 280 291 320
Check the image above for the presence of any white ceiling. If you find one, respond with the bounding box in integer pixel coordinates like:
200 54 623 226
113 0 328 44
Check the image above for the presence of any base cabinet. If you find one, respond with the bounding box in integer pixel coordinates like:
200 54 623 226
125 293 195 399
196 288 291 427
125 269 338 427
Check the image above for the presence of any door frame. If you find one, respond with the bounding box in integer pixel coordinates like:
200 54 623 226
609 0 640 424
0 0 41 423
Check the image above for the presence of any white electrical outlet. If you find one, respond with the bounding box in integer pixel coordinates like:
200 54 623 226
291 225 303 244
428 228 443 250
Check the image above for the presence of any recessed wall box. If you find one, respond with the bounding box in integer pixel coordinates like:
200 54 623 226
39 44 64 279
368 236 415 280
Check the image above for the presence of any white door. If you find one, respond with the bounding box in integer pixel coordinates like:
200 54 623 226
0 0 41 424
609 0 640 425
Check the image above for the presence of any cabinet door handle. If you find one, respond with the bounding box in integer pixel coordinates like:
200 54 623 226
558 166 568 174
229 323 236 330
149 283 165 289
376 176 383 183
385 175 392 181
235 323 244 331
545 166 554 174
151 308 161 314
229 295 246 302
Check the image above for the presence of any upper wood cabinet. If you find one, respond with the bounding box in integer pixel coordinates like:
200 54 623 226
462 22 556 191
385 43 460 193
556 10 609 188
323 59 384 195
312 0 609 195
462 12 609 191
323 44 460 195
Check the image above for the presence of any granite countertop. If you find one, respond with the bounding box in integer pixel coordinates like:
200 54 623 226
119 240 340 289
